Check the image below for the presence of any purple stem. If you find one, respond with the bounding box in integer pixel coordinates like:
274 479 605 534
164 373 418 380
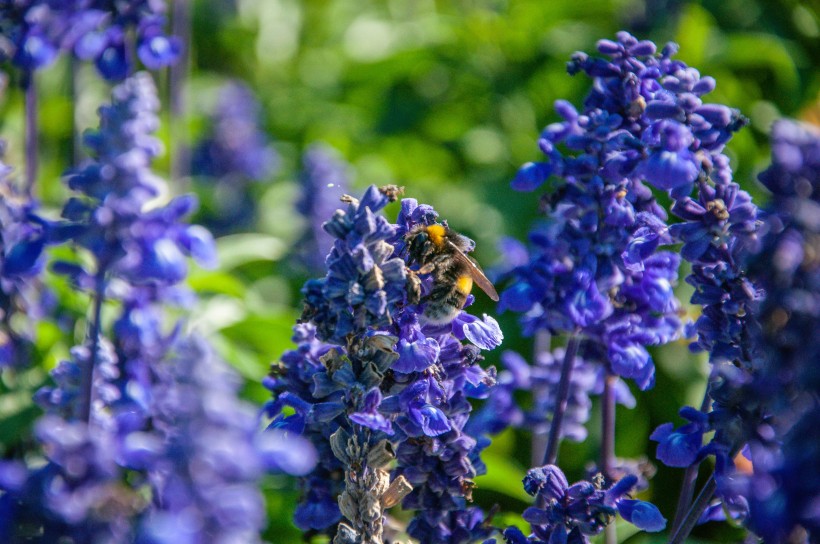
669 475 716 544
601 373 617 544
170 0 190 182
670 388 712 534
531 329 551 467
70 57 83 165
125 28 137 78
24 74 37 195
600 373 616 477
78 271 105 423
542 333 580 466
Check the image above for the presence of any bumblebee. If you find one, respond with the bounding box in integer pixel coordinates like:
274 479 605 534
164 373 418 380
405 223 499 324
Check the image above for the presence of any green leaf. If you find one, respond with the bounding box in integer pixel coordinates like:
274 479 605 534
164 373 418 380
675 4 715 67
188 270 247 298
209 334 268 380
722 33 799 95
473 451 531 502
219 312 297 360
215 234 287 269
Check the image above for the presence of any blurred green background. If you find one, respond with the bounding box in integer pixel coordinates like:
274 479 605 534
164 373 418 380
1 0 818 542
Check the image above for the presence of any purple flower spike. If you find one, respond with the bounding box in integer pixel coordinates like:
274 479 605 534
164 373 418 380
501 31 689 393
271 185 501 543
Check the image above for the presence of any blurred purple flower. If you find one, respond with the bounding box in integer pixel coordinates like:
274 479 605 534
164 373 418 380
1 146 52 369
294 143 351 273
0 1 179 79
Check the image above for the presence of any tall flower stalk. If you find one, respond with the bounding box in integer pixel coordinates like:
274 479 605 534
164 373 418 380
733 120 819 543
0 143 51 369
267 185 503 543
496 31 762 543
0 71 307 543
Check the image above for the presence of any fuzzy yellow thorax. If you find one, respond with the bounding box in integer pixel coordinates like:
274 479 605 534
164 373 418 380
426 224 446 246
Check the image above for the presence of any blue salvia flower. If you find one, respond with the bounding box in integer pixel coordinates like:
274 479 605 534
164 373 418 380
502 34 686 392
502 32 743 541
502 464 665 544
269 186 502 543
295 143 351 273
563 34 765 523
0 71 301 543
136 335 281 544
0 145 52 369
528 32 760 525
192 81 278 183
736 120 820 542
0 1 179 80
301 185 407 345
57 72 216 285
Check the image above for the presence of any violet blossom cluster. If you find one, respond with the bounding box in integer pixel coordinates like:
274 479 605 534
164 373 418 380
267 185 504 543
502 465 664 544
190 81 279 235
563 32 763 527
0 0 179 80
0 143 51 369
294 143 351 274
502 35 685 393
735 120 820 543
0 72 301 542
495 31 763 542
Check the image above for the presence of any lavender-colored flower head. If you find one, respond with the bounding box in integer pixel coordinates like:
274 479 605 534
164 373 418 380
737 120 820 542
137 335 278 544
0 70 290 543
0 1 179 80
502 32 688 393
269 186 502 543
192 81 278 183
57 72 216 287
503 32 763 542
0 145 52 369
578 32 766 525
503 464 665 544
295 143 351 273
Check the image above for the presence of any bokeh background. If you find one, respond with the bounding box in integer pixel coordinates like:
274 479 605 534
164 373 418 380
1 0 818 542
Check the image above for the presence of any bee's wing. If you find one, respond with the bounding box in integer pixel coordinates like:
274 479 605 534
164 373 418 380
447 241 500 301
